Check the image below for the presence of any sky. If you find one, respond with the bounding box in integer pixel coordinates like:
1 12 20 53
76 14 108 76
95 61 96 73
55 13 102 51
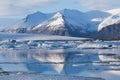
0 0 120 18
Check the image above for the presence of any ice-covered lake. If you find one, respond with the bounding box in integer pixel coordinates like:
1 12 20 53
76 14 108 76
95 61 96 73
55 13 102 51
0 48 120 80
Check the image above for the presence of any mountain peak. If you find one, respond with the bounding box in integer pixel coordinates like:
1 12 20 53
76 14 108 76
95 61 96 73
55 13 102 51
59 9 83 15
29 11 45 16
25 11 46 21
53 12 63 18
60 8 71 13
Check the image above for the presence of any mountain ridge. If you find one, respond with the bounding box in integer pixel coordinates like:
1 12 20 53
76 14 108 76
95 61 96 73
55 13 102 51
97 10 120 39
2 8 120 39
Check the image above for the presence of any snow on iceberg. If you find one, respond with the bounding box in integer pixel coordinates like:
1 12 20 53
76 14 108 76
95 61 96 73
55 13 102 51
77 41 120 49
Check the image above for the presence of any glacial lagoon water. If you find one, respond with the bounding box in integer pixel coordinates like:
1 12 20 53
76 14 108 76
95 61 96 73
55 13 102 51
0 48 120 80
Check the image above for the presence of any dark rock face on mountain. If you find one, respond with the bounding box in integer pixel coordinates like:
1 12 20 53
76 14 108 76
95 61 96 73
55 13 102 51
30 22 92 37
97 23 120 40
30 23 70 36
97 11 120 40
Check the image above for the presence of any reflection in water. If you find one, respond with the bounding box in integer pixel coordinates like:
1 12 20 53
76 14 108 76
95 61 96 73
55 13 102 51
0 49 120 74
31 52 66 73
0 50 99 74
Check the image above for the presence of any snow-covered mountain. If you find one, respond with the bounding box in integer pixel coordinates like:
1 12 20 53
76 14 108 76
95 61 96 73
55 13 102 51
3 8 120 39
97 9 120 39
4 11 53 33
30 9 93 37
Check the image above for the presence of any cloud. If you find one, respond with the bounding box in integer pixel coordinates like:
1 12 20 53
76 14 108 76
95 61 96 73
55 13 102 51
14 0 57 8
76 0 120 10
0 0 58 17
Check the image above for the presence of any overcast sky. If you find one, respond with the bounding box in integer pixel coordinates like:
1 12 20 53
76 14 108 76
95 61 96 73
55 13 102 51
0 0 120 18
